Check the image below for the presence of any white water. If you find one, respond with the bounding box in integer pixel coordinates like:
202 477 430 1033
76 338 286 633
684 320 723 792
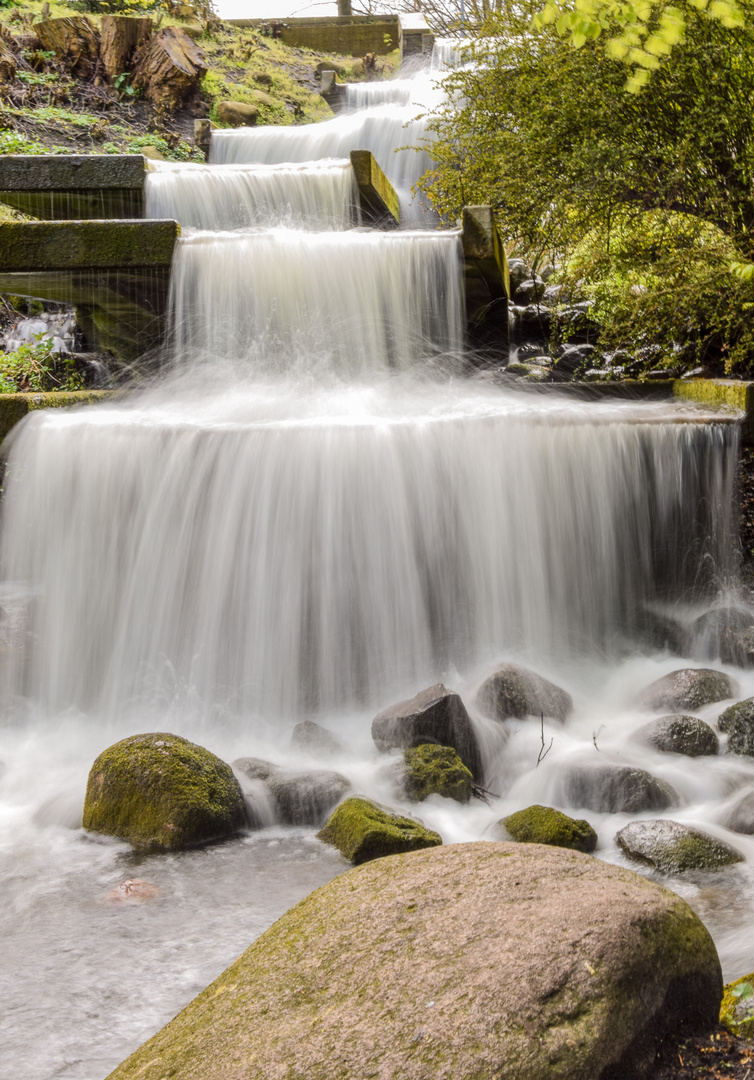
2 43 753 1080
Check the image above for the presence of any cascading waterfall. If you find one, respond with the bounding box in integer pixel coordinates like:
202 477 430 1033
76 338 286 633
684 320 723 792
2 40 753 1080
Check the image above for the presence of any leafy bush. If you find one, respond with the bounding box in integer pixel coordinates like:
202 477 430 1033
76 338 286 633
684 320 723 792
0 337 85 394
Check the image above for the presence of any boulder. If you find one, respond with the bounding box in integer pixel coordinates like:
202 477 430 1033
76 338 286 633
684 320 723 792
637 668 738 712
253 71 273 87
216 100 259 127
501 804 597 853
721 972 754 1040
721 625 754 668
562 764 677 814
267 768 350 826
317 796 441 864
513 277 545 305
105 843 723 1080
718 698 754 757
232 756 278 782
616 819 743 874
83 733 247 852
723 789 754 834
290 719 344 758
507 257 535 294
635 715 719 757
476 662 572 723
401 744 473 803
371 683 482 779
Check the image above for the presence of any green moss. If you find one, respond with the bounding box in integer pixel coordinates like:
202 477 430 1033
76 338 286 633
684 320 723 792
83 732 248 851
502 804 598 853
721 972 754 1040
0 220 178 271
402 744 472 803
317 796 442 864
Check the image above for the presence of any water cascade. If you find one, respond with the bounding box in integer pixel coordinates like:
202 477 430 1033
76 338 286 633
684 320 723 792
1 44 753 1080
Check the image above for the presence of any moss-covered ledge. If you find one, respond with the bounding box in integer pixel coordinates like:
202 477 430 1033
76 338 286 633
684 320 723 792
0 220 179 272
0 390 113 444
673 379 754 444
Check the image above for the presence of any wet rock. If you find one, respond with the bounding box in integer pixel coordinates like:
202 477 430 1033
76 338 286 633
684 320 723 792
83 733 248 852
637 668 738 712
718 698 754 757
635 715 719 757
371 683 482 780
401 744 472 803
106 843 723 1080
216 100 259 127
721 971 754 1040
105 879 161 904
632 608 689 655
722 789 754 834
721 626 754 668
231 756 279 782
562 764 677 814
476 662 572 723
290 719 344 758
267 769 350 826
616 819 743 874
552 342 596 376
501 804 597 853
507 257 535 294
691 607 754 666
513 277 545 305
317 795 441 864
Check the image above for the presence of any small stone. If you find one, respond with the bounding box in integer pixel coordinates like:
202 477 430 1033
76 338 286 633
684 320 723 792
105 879 160 904
317 796 441 864
635 715 719 757
401 744 473 803
290 720 344 758
476 662 572 723
501 804 597 853
216 100 259 127
562 764 677 814
637 668 738 712
616 819 743 874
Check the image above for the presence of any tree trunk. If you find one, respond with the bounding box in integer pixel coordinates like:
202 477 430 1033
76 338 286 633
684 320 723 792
35 16 99 78
131 26 206 110
100 16 151 83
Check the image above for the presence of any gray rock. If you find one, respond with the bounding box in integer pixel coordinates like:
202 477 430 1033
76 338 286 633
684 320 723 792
232 756 279 782
723 789 754 834
718 698 754 757
216 101 259 127
507 257 535 294
563 764 677 813
106 843 723 1080
691 607 754 666
513 277 545 305
552 343 596 374
721 626 754 668
638 668 738 712
267 769 350 826
371 683 482 779
476 662 572 723
616 819 743 874
635 715 719 757
290 720 344 758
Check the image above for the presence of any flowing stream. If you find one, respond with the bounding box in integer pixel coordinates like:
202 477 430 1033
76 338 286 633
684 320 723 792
1 44 753 1080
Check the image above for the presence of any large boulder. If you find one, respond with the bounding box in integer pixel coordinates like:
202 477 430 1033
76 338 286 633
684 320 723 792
106 843 723 1080
290 719 344 758
501 804 597 853
371 683 482 779
637 668 738 712
83 733 247 851
267 769 350 826
616 819 743 874
476 662 572 723
718 698 754 757
317 796 441 864
562 764 677 814
635 715 719 757
401 744 473 803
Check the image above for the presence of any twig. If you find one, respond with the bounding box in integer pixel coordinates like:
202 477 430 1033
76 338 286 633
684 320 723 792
593 725 605 751
536 713 553 767
472 783 501 804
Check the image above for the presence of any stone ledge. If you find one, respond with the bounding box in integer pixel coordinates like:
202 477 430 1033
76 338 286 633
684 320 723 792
673 379 754 443
0 219 179 271
350 149 400 227
0 390 112 444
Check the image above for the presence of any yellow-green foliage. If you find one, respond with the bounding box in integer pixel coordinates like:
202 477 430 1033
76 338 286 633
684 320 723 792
317 796 442 864
721 972 754 1039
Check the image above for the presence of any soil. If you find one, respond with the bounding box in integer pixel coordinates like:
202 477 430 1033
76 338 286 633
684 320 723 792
653 1026 754 1079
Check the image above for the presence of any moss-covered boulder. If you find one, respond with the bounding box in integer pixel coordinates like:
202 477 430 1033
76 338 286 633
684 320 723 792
616 820 743 874
83 733 247 851
317 796 441 864
562 764 677 814
502 804 597 853
371 683 482 779
637 668 738 712
402 744 473 803
635 715 719 757
718 698 754 757
105 843 723 1080
721 972 754 1040
476 662 572 723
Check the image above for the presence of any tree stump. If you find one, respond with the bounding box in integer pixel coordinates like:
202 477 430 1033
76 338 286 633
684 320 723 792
0 41 16 84
131 26 206 110
100 16 151 83
35 16 99 78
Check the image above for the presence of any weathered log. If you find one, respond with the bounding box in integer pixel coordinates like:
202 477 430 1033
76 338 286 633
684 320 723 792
100 15 151 83
35 16 99 78
131 26 206 109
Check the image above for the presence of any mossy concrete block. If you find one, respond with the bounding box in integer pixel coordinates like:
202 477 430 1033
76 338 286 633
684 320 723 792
83 732 248 851
0 390 111 444
0 220 179 272
721 972 754 1039
402 744 472 803
461 205 510 297
502 804 597 853
317 795 441 863
104 843 723 1080
616 819 743 874
350 149 400 227
0 154 146 191
673 379 754 444
228 15 400 56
